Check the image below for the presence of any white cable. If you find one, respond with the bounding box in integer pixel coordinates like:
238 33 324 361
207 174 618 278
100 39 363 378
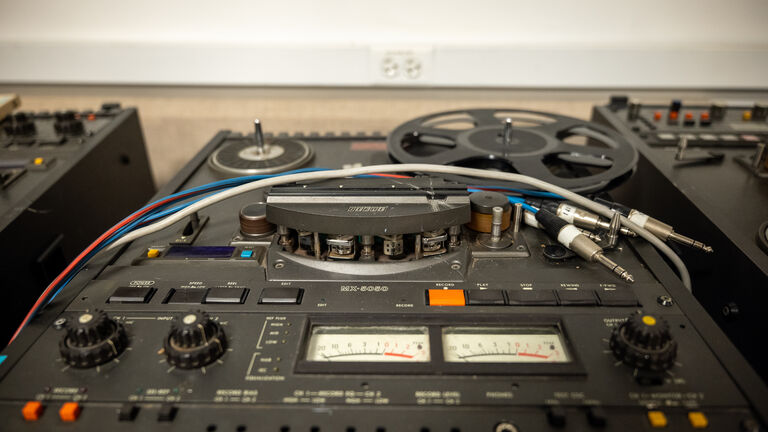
107 164 691 290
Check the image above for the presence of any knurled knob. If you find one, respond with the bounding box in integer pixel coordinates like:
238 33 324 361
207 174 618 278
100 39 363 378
59 310 128 368
164 310 227 369
609 312 677 371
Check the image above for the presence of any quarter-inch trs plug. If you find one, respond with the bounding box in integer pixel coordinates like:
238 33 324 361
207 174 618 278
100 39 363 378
528 199 637 237
536 209 635 283
594 198 714 253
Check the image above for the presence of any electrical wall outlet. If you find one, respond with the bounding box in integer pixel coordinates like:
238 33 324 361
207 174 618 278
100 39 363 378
369 47 434 85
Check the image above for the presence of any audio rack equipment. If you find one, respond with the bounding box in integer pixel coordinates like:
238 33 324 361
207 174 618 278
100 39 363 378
0 109 766 432
592 96 768 383
0 102 155 345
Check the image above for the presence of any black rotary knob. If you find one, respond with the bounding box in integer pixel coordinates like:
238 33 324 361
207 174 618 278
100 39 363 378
164 310 227 369
59 310 128 368
54 110 84 136
609 312 677 371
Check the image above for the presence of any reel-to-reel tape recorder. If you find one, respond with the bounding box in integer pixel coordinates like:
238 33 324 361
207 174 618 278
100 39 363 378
0 107 765 432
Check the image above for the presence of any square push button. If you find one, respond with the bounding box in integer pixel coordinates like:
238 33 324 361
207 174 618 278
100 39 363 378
108 286 155 304
166 288 207 304
557 289 597 306
466 290 505 305
507 290 558 306
205 288 248 304
258 288 303 304
117 403 139 422
596 289 638 306
647 411 668 428
427 289 465 306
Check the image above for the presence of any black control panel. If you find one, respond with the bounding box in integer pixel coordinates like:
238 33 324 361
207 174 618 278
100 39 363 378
0 103 156 344
592 97 768 383
0 111 766 432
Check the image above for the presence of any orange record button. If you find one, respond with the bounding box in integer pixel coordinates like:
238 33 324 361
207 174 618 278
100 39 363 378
428 289 465 306
59 402 81 422
22 401 44 421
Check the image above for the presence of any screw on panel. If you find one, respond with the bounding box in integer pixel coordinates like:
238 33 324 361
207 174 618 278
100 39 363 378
657 295 673 307
450 262 461 270
53 318 67 329
494 423 519 432
274 261 285 269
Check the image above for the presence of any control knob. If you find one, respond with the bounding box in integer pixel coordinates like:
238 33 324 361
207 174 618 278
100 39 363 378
59 310 128 368
54 110 84 135
164 310 227 369
609 312 677 371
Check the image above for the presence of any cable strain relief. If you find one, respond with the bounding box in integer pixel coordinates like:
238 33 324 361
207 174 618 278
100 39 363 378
535 208 568 240
540 200 560 214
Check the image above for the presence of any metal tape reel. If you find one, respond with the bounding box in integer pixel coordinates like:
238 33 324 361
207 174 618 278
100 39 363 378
387 108 638 192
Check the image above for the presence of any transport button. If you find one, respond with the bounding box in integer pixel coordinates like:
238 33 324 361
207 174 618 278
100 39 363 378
166 288 207 304
59 402 81 422
22 401 44 421
205 287 248 304
240 250 253 258
118 403 139 421
587 406 607 427
108 286 155 303
596 289 638 306
557 289 597 306
688 412 708 428
157 403 177 422
465 290 505 305
546 405 567 427
147 248 161 258
427 289 466 306
647 411 668 428
507 290 558 306
258 287 303 304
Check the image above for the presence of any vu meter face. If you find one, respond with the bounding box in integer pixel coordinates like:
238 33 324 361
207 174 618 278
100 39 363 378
305 326 430 362
442 327 570 363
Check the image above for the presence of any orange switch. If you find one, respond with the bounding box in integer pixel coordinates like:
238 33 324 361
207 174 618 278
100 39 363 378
147 248 161 258
684 112 694 120
688 412 708 428
653 111 662 121
428 289 465 306
647 410 668 428
22 401 44 421
59 402 81 422
669 111 679 120
700 112 710 120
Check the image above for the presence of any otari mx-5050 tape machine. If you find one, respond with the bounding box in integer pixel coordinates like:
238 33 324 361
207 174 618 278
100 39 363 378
0 108 765 432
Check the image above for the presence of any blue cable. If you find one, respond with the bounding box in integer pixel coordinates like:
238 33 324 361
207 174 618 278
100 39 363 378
506 196 539 214
43 170 552 309
468 185 563 199
467 189 539 214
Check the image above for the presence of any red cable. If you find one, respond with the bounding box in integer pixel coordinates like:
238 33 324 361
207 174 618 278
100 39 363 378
9 191 197 344
368 173 411 178
10 175 412 344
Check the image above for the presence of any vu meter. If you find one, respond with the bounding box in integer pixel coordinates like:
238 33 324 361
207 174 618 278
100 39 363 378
442 327 570 363
305 326 430 362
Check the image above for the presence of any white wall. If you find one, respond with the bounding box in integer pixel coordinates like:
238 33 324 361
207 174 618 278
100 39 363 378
1 0 767 88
